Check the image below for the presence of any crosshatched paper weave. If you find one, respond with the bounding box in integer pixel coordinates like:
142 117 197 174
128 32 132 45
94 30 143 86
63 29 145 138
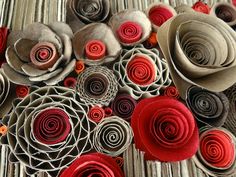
0 0 235 177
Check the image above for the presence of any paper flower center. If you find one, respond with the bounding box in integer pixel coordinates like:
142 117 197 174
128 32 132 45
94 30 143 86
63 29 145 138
85 40 106 60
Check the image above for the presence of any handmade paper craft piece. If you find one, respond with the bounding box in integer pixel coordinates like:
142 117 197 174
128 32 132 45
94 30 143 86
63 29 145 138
146 2 176 31
163 86 180 99
76 66 118 106
192 1 210 14
0 69 16 118
158 12 236 98
73 23 121 65
66 0 110 31
88 105 105 123
0 27 8 58
63 77 77 88
0 86 96 176
186 86 229 127
113 44 171 100
2 22 75 86
93 116 133 157
210 2 236 27
15 85 29 98
60 153 124 177
193 127 236 177
111 93 137 121
108 10 151 46
131 96 199 161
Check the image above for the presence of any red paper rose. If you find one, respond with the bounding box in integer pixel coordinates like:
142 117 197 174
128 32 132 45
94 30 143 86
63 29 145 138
60 153 124 177
131 96 199 161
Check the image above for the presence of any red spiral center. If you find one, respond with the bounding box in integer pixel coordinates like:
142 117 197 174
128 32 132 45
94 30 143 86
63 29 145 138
16 85 29 98
88 106 105 123
164 86 179 99
63 77 77 88
200 129 235 168
126 55 156 86
192 2 210 14
149 6 174 27
30 42 58 70
33 108 71 145
117 21 143 44
85 40 106 60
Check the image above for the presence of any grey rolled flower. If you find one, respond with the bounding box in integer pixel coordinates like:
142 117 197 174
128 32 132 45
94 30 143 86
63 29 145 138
0 86 96 176
2 22 75 86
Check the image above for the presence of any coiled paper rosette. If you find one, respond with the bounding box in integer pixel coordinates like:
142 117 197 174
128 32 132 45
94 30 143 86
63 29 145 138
146 2 177 31
0 86 96 176
76 66 118 106
192 1 210 14
210 2 236 27
193 127 236 177
2 22 75 86
158 13 236 98
60 153 124 177
186 86 229 127
66 0 110 31
113 45 171 100
93 116 133 157
73 23 121 65
108 10 151 46
111 93 137 121
0 69 16 118
131 96 199 161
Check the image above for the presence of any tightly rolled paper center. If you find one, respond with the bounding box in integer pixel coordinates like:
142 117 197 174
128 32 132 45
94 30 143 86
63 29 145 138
33 108 71 145
164 86 179 99
192 2 210 14
88 106 105 123
16 85 29 98
148 6 174 27
85 40 106 60
30 42 59 70
126 55 156 86
117 21 143 44
215 5 236 23
200 129 235 168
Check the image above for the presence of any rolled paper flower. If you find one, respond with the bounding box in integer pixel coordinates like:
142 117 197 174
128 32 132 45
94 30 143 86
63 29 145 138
76 66 118 106
164 86 180 99
117 21 142 44
193 127 236 176
0 69 16 118
210 2 236 27
131 96 199 161
0 86 96 176
75 60 85 74
2 22 75 85
88 106 105 123
15 85 29 98
60 153 124 177
0 125 7 136
223 84 236 137
85 40 106 60
0 27 8 57
104 107 113 117
175 4 195 14
192 1 210 14
157 13 236 98
33 108 71 145
113 44 171 100
146 3 177 31
114 157 124 168
73 23 121 65
186 86 229 127
63 77 77 88
93 116 133 157
111 94 137 121
143 32 158 49
109 10 151 46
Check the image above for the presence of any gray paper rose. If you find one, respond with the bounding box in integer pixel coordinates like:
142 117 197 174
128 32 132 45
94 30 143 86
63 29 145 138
2 22 75 86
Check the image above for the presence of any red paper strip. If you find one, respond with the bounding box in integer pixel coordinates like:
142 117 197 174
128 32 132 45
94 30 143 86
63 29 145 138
164 86 179 99
88 106 105 123
117 21 142 44
30 42 59 70
192 1 210 14
33 108 71 145
127 55 156 86
60 153 124 177
16 85 29 98
131 96 199 161
148 6 174 27
0 27 8 57
85 40 106 60
63 77 77 88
